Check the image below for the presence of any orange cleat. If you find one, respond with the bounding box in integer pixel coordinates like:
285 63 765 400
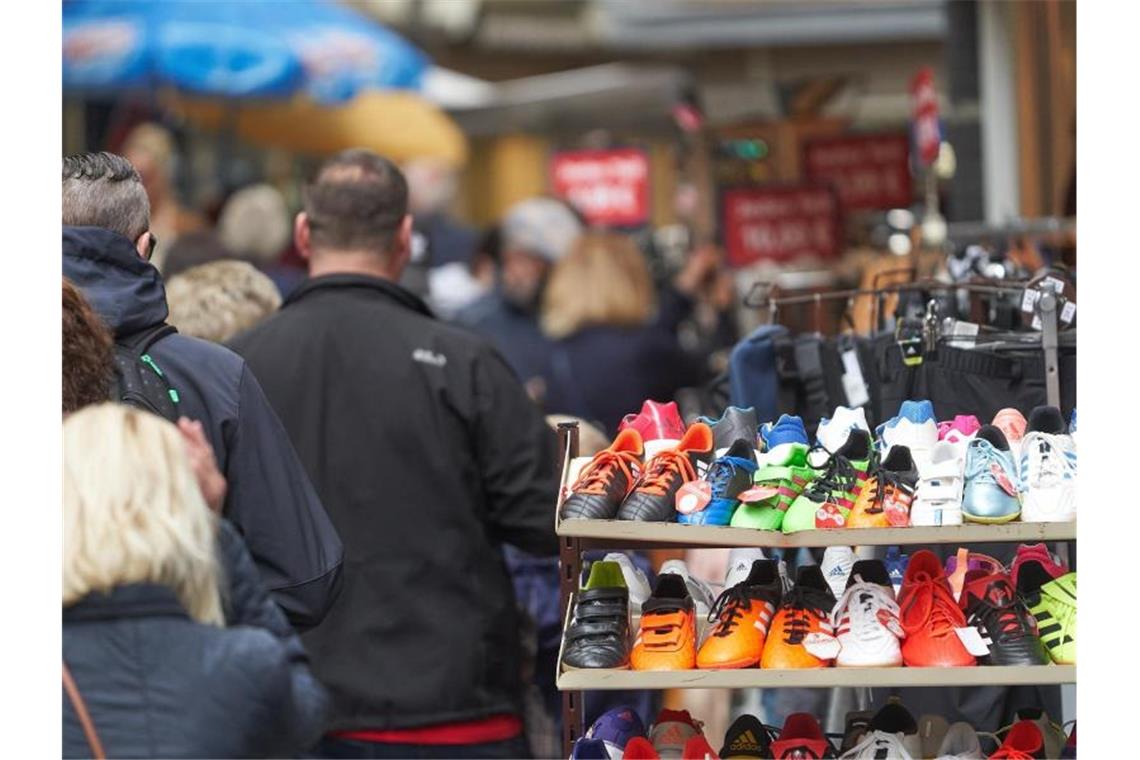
632 574 697 670
560 428 645 520
847 446 918 529
760 565 838 669
697 560 782 669
897 550 976 667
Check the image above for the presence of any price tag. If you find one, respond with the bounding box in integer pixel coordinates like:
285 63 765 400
815 503 846 529
1031 314 1043 331
803 632 841 660
1021 289 1041 314
955 627 991 656
1042 276 1066 294
737 485 779 504
675 480 712 515
885 499 910 527
841 349 870 408
1060 301 1076 325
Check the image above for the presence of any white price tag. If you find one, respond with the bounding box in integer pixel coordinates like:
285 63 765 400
840 349 870 408
1021 289 1040 313
1060 301 1076 324
802 631 841 660
1031 314 1043 331
1043 276 1066 294
955 627 991 656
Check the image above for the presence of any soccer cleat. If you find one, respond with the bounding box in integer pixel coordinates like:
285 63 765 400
938 414 980 448
897 550 975 667
760 565 838 669
699 406 760 455
816 406 871 457
847 445 917 528
989 720 1045 759
761 414 810 459
624 737 661 760
603 552 654 609
820 546 855 597
586 705 648 760
730 441 813 531
723 547 768 591
832 560 903 668
649 709 704 760
697 560 782 669
659 559 716 618
936 722 983 759
909 441 965 526
878 400 937 464
943 549 1005 603
861 701 921 759
1021 571 1076 665
883 547 908 596
1010 544 1068 595
991 408 1028 460
618 424 713 522
838 731 915 759
621 400 687 444
719 715 772 759
678 439 758 526
959 570 1050 666
770 713 837 759
681 735 719 760
571 738 613 759
782 429 873 533
562 429 645 520
1013 709 1067 760
632 574 697 670
961 426 1022 524
562 561 631 670
1019 406 1077 523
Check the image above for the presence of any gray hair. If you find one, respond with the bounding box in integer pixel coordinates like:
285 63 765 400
62 152 151 241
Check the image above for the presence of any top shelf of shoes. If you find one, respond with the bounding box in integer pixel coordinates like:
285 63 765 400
555 518 1076 550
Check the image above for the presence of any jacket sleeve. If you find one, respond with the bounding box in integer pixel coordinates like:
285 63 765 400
216 519 329 743
471 348 560 557
223 364 344 630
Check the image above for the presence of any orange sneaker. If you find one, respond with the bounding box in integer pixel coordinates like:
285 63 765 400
897 550 976 667
632 573 697 670
760 565 838 669
847 446 919 528
697 560 782 669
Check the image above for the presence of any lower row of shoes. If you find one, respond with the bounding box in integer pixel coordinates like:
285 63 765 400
570 700 1075 759
561 544 1075 671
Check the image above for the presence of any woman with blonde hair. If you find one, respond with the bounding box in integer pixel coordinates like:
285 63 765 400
540 232 699 434
63 404 326 758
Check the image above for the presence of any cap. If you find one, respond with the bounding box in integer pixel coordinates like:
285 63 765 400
501 198 583 262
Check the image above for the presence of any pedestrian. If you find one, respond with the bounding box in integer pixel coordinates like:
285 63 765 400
166 259 283 343
229 149 560 759
62 152 343 630
63 403 329 759
540 231 702 434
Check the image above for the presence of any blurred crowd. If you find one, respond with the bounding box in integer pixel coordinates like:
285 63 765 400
61 124 740 759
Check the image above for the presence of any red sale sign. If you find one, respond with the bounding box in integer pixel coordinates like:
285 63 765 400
721 185 840 267
803 133 913 212
550 148 650 227
911 67 941 166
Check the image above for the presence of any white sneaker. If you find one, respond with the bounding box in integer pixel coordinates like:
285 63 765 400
935 722 983 759
832 571 903 668
602 552 652 608
821 546 855 597
1019 431 1077 522
813 406 871 466
724 548 767 590
659 560 715 617
910 441 965 526
882 417 939 465
839 730 915 760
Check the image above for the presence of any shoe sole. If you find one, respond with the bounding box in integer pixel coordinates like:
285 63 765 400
962 510 1020 524
696 655 760 670
561 661 630 671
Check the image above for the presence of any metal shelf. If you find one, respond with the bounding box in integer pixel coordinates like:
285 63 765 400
556 517 1076 550
557 665 1075 691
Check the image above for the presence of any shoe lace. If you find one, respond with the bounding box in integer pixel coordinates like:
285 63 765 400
831 581 900 642
971 580 1035 641
900 576 964 635
705 457 739 498
989 747 1036 760
637 450 698 496
781 585 835 645
573 449 639 495
965 442 1016 487
864 467 913 512
707 583 752 636
805 448 857 499
1024 434 1073 485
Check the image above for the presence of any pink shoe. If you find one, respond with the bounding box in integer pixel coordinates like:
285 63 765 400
992 408 1028 453
620 400 686 443
937 415 980 450
1011 543 1069 592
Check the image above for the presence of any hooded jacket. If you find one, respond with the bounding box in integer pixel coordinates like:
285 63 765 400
229 273 559 730
62 226 343 630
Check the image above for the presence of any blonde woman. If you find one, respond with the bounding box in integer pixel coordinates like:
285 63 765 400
540 232 700 434
63 404 327 758
165 259 283 344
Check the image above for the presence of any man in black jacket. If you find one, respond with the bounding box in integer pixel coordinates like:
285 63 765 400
62 152 344 630
230 149 559 758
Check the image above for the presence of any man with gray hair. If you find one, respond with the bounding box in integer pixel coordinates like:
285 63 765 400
62 151 344 631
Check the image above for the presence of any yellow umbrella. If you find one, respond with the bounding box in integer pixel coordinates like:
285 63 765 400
166 90 469 167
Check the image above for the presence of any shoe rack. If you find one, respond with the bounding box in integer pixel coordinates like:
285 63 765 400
553 422 1077 756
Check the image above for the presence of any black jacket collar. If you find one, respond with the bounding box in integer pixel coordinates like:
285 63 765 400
285 273 435 319
64 584 190 623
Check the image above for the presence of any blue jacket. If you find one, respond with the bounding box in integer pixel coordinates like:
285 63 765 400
62 226 343 630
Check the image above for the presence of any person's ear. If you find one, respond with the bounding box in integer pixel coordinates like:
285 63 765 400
135 231 153 260
294 212 313 261
386 214 414 277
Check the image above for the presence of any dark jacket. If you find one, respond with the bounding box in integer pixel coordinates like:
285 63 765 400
454 289 553 386
62 522 328 758
542 324 703 435
229 274 560 730
62 226 343 630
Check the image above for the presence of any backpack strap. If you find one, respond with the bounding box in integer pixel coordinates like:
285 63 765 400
63 662 105 760
118 323 177 355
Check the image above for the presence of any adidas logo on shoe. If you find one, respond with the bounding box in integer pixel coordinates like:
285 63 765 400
729 730 762 753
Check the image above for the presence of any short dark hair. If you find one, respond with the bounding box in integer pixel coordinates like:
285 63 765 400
302 149 408 253
62 152 151 241
62 278 114 415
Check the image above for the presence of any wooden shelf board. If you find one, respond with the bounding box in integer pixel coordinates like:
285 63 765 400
557 664 1074 690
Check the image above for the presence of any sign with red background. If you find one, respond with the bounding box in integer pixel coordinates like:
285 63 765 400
803 133 913 212
721 185 840 267
911 67 941 166
550 148 650 227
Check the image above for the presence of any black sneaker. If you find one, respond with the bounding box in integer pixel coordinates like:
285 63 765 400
561 429 644 520
961 570 1051 666
720 714 772 759
562 561 631 670
617 423 713 522
701 406 760 453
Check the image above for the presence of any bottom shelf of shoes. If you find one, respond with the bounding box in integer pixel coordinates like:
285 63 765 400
557 664 1074 691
